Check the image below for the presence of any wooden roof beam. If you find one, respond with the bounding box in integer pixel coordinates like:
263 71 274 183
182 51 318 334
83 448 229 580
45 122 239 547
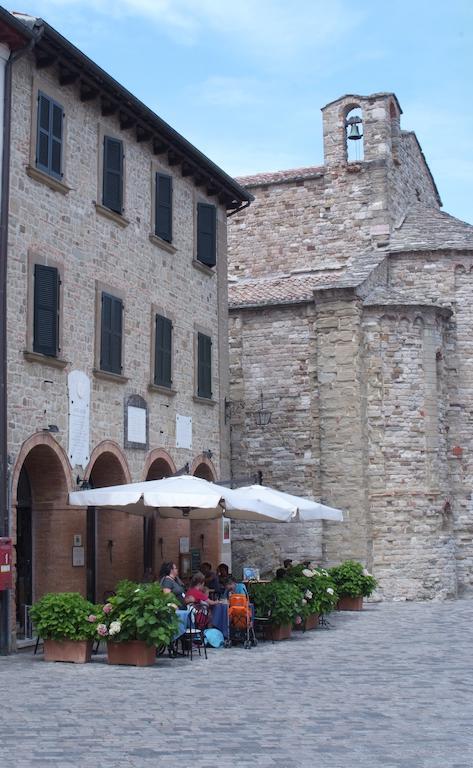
119 111 136 130
136 125 152 143
80 80 99 102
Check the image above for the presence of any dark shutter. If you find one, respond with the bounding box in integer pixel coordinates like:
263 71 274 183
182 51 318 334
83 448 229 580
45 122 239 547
197 203 217 267
33 264 59 356
36 92 63 179
197 332 212 399
155 173 172 242
103 136 123 214
100 293 123 374
154 315 172 387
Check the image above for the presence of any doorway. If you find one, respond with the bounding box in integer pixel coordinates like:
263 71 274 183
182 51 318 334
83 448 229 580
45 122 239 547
16 467 33 639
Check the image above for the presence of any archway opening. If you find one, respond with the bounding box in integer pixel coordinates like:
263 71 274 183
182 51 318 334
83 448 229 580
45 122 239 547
345 106 364 163
14 442 72 639
87 451 139 602
191 461 220 577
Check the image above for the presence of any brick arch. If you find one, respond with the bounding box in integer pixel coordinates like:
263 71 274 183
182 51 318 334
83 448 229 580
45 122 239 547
11 432 73 505
85 440 132 487
142 449 176 480
191 454 217 481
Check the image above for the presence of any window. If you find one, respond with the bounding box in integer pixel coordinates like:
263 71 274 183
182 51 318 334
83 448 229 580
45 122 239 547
197 203 216 267
33 264 60 356
197 332 212 399
100 292 123 374
155 173 173 242
103 136 123 214
36 92 63 179
154 314 172 388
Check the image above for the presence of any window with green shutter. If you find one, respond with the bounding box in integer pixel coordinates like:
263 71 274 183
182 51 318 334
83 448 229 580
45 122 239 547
100 292 123 374
36 92 63 179
197 203 217 267
155 173 173 242
33 264 60 357
154 314 172 388
103 136 123 214
197 332 212 399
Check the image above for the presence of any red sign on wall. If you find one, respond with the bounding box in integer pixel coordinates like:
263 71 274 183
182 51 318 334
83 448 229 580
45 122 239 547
0 538 13 590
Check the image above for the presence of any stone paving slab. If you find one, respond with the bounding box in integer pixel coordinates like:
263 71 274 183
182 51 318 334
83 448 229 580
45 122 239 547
1 600 472 768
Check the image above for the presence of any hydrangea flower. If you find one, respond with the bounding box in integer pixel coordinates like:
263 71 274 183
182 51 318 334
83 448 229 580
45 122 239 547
302 568 313 578
97 623 108 637
327 587 334 595
301 598 307 605
305 589 313 600
108 621 121 636
87 614 97 623
294 615 303 625
103 603 113 614
363 568 372 577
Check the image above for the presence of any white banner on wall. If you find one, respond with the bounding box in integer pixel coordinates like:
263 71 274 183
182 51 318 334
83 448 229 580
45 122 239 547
68 370 90 469
176 414 192 450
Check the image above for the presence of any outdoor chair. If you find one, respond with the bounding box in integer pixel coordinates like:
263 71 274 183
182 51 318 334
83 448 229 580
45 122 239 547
253 598 276 644
181 603 208 660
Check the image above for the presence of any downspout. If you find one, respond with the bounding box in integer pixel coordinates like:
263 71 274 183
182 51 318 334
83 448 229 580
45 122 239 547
0 32 38 655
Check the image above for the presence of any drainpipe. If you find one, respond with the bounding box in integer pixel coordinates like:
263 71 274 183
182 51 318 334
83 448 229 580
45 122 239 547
0 33 38 655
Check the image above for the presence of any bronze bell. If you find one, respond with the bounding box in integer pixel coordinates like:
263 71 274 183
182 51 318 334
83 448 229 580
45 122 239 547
347 120 362 140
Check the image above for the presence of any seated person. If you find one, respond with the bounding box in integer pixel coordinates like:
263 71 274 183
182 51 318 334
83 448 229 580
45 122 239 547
275 567 287 580
222 575 248 598
201 561 221 594
217 562 230 592
185 572 219 605
158 561 187 609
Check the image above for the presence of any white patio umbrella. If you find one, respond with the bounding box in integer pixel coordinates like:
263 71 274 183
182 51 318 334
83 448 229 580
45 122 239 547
69 474 289 522
228 484 344 522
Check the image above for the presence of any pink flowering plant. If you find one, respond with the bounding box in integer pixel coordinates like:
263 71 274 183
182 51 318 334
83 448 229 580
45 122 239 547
285 564 338 617
30 592 98 641
93 580 178 647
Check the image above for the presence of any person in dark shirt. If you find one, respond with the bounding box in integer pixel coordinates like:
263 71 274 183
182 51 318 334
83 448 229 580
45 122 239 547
201 561 220 593
158 561 187 608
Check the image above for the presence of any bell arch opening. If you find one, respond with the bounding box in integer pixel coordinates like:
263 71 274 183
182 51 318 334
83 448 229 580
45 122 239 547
345 106 364 163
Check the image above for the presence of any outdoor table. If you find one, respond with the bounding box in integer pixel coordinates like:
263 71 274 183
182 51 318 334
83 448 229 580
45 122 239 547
211 601 229 639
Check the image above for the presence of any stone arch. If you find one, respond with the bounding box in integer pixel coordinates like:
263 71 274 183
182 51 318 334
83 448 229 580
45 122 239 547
344 104 364 163
84 441 140 602
191 454 217 481
142 449 176 481
11 434 80 633
85 440 131 487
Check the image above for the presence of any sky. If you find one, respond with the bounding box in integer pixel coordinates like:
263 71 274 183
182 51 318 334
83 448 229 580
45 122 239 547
11 1 473 222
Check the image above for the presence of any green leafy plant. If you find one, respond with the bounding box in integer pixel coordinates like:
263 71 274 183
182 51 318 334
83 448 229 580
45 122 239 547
29 592 98 641
329 560 377 598
285 564 338 616
94 580 178 647
249 580 303 626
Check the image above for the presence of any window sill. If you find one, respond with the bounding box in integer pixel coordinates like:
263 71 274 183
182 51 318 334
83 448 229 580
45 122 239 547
148 383 177 397
23 350 68 369
94 203 129 228
192 259 216 277
26 166 71 195
93 368 128 384
193 395 217 406
149 234 177 254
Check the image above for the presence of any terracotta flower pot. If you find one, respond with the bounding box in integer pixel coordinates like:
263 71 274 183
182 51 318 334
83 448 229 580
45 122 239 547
293 613 319 631
107 640 156 667
337 596 363 611
44 639 92 663
270 623 292 641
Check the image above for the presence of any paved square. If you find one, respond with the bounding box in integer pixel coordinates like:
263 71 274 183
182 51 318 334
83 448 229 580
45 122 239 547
1 600 472 768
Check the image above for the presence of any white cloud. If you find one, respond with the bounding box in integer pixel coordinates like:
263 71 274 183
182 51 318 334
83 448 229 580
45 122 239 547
32 0 361 60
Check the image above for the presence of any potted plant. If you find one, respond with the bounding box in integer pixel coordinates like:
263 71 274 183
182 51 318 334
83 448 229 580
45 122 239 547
29 592 98 663
329 560 377 610
285 565 338 630
94 580 179 666
249 580 302 640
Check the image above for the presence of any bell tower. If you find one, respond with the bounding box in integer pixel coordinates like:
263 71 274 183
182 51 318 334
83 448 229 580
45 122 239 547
322 92 402 167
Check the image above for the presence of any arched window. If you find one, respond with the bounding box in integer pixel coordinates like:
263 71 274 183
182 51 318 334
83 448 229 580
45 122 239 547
345 106 364 162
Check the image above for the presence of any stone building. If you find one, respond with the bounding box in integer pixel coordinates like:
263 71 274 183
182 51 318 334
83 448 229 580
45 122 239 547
227 91 473 600
0 9 251 650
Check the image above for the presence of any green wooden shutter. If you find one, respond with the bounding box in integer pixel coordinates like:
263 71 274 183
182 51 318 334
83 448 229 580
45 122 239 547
155 173 172 242
36 92 63 179
33 264 59 356
197 332 212 398
197 203 216 267
154 315 172 387
101 293 123 374
103 137 123 214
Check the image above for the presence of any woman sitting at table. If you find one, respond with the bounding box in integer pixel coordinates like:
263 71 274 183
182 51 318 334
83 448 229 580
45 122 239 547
159 561 188 609
185 572 219 605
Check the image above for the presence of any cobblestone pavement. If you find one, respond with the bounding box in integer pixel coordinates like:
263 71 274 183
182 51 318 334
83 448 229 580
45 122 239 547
1 600 472 768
